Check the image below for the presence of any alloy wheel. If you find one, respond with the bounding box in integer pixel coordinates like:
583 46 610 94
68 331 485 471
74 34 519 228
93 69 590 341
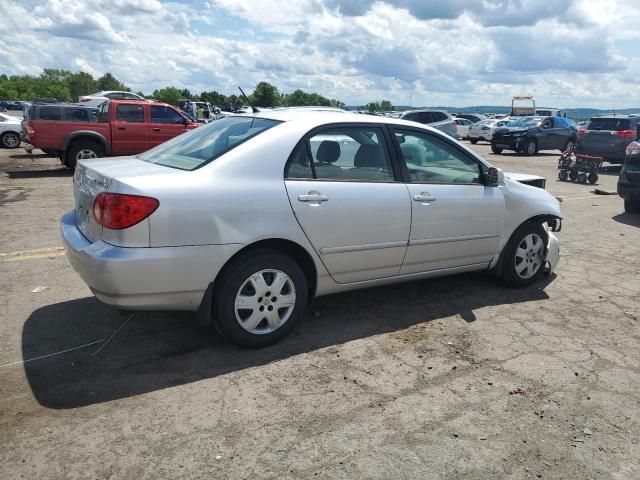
76 149 97 161
3 132 20 148
234 269 296 334
514 233 544 279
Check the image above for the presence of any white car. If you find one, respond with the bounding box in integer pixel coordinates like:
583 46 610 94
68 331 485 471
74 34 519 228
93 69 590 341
61 111 561 348
79 91 146 108
0 113 22 148
453 118 473 139
468 119 511 144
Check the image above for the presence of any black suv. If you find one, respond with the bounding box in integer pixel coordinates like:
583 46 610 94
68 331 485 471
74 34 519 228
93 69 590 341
492 116 577 155
575 115 640 164
618 140 640 213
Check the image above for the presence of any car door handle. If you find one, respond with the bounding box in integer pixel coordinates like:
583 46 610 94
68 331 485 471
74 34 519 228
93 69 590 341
117 126 126 130
412 193 437 202
153 127 160 131
298 194 329 203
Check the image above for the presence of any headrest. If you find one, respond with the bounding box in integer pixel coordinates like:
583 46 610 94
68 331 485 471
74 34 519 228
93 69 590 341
354 144 385 168
316 140 341 164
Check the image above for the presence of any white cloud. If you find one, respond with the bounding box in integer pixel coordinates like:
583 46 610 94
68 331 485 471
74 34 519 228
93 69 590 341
0 0 639 108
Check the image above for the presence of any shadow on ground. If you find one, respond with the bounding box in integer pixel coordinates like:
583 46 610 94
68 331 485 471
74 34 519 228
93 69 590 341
612 212 640 227
22 273 552 409
7 169 72 179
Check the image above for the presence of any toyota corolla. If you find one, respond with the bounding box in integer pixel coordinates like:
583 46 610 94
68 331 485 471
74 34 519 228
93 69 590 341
61 111 562 347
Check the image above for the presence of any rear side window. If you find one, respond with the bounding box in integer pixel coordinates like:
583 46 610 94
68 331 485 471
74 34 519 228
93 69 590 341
587 118 631 131
139 116 280 170
151 106 185 124
64 108 94 122
418 112 434 123
431 112 448 122
117 104 145 123
39 107 62 120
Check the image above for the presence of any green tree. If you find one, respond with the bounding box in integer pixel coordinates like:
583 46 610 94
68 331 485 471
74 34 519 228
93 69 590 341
199 90 228 106
251 81 280 107
67 72 98 100
364 102 381 112
180 88 194 99
96 73 129 92
380 100 393 111
152 86 182 105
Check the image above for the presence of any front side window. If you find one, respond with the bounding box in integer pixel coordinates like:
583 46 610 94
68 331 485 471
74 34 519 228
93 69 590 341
286 127 394 182
395 128 482 185
139 116 280 170
151 105 185 124
106 92 124 99
418 112 434 124
116 104 145 123
39 107 62 120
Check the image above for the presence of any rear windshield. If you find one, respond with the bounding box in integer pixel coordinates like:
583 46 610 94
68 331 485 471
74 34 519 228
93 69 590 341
139 116 281 170
587 118 631 131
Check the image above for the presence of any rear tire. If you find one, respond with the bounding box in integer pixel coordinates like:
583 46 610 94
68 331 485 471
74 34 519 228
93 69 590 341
64 141 103 170
500 222 548 288
213 249 308 348
1 131 21 149
558 170 569 181
562 139 574 152
625 196 640 213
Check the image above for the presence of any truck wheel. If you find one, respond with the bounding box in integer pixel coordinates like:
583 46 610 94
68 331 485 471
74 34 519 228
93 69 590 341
1 131 21 149
500 222 548 288
491 144 503 154
65 141 103 170
213 249 308 348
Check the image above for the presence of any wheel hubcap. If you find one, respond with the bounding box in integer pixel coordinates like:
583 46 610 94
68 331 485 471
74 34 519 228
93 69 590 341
515 233 544 279
234 269 296 334
527 142 535 154
4 133 19 148
76 149 97 161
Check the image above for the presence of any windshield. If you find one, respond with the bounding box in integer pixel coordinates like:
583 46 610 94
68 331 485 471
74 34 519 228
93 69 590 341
139 116 281 170
506 117 543 128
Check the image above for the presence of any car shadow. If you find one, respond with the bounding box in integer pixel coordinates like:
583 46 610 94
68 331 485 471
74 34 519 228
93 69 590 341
498 152 559 158
8 153 51 160
7 169 72 179
612 212 640 227
22 273 553 409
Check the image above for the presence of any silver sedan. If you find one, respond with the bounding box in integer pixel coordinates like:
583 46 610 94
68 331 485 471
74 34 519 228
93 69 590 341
61 111 562 347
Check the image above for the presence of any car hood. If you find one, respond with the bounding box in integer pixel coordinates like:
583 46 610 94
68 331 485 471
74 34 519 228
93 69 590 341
504 172 546 183
494 127 528 135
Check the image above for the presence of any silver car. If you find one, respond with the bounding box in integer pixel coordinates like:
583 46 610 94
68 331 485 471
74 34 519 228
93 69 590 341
61 111 562 347
398 109 459 139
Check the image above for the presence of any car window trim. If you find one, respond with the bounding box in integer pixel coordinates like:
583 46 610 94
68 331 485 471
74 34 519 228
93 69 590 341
283 122 403 183
387 125 488 186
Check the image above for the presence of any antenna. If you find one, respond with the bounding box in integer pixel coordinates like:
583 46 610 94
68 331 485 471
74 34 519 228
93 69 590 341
238 87 259 113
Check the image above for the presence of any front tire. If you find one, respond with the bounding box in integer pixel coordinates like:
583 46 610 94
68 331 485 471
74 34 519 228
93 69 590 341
213 249 308 348
524 138 537 155
469 138 478 145
500 222 548 288
1 131 21 149
491 144 503 154
64 141 103 169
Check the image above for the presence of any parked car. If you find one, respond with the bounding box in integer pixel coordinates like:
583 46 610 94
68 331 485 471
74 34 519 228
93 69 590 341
399 109 459 139
575 115 640 164
491 116 577 155
61 111 562 348
453 117 473 139
468 119 511 144
0 112 23 148
617 140 640 213
0 100 25 111
454 113 487 124
32 98 60 105
79 91 146 108
536 108 566 118
23 100 197 168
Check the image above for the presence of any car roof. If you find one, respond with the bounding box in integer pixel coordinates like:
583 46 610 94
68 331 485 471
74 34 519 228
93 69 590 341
402 108 448 114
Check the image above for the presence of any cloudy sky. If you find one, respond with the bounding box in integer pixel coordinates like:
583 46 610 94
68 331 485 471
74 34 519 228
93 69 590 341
1 0 639 108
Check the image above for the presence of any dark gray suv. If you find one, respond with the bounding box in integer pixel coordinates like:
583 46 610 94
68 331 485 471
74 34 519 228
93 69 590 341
576 115 640 164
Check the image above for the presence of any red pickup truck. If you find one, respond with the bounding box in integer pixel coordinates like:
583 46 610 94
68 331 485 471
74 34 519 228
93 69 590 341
23 100 198 168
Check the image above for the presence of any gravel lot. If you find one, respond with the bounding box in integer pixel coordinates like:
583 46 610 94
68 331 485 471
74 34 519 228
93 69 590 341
1 139 639 480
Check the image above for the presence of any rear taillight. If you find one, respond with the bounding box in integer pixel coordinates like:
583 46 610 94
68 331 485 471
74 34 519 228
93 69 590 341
577 128 586 137
626 141 640 156
92 193 159 230
616 129 636 138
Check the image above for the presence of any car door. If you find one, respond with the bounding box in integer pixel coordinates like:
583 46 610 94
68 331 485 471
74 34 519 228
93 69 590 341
149 105 189 147
111 103 149 155
284 125 411 284
390 127 505 274
537 117 557 150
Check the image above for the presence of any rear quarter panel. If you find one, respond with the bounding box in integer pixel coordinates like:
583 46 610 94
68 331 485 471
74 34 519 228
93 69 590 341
30 120 110 150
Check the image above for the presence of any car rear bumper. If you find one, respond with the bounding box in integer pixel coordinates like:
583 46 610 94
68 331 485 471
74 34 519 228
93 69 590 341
60 210 241 311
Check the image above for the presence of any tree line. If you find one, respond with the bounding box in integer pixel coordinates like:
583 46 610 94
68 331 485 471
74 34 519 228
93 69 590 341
0 69 396 112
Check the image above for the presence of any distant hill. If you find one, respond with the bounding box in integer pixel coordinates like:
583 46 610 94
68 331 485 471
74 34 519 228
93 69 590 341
347 105 640 120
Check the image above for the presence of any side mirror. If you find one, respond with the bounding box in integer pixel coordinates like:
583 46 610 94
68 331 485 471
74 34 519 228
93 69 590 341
486 167 504 187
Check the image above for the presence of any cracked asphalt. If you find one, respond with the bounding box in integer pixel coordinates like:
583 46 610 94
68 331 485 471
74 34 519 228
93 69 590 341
0 140 639 479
